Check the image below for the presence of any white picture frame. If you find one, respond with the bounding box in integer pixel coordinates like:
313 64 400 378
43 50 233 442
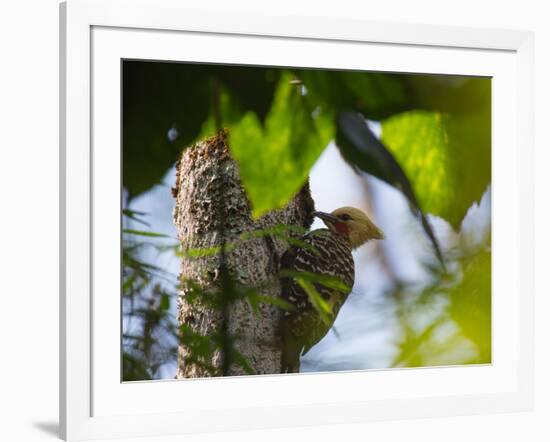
60 0 534 440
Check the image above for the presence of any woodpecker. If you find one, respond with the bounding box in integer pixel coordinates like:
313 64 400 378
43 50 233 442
280 207 384 373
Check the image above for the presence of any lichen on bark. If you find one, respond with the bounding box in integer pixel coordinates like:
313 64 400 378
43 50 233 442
173 131 314 377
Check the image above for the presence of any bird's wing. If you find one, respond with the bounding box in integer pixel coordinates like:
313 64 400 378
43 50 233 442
281 230 354 355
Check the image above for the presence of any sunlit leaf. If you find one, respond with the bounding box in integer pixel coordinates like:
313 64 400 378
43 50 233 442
335 111 444 266
392 318 446 367
449 250 491 363
198 86 248 139
381 109 491 230
228 72 333 217
182 243 236 259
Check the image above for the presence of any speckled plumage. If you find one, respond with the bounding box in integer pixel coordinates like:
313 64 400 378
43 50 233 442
280 229 355 373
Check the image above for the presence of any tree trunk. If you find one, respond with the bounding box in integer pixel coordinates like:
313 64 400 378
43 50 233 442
173 131 314 378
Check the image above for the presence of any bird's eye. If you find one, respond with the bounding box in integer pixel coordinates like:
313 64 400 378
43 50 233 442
339 214 352 221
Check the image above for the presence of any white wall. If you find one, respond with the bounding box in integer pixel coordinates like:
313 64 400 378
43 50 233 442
0 0 547 441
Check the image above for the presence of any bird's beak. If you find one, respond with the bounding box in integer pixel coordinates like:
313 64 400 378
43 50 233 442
371 224 385 240
312 211 339 224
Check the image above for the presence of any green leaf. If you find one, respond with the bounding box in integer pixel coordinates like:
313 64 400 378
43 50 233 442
216 67 279 124
228 72 333 218
123 229 170 238
198 86 248 140
336 111 445 266
297 70 410 120
295 278 333 326
232 349 257 375
238 223 308 240
182 243 236 259
381 109 491 229
280 270 350 293
392 249 491 368
159 293 171 311
405 75 492 115
245 292 295 314
449 250 491 363
122 353 152 381
122 209 150 227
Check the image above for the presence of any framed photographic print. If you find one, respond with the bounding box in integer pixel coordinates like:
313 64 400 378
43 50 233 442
60 0 534 440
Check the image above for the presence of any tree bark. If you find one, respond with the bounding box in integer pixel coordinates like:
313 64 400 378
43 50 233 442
173 131 314 377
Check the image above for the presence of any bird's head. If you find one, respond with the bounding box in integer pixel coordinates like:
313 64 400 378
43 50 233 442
313 206 384 249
